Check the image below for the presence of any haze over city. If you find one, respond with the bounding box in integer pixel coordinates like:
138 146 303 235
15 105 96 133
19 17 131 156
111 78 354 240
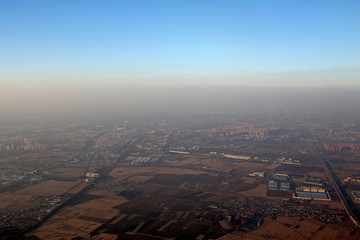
1 1 360 119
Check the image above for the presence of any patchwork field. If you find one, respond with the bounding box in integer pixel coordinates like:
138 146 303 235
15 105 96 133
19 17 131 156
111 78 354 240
29 190 127 240
19 154 359 240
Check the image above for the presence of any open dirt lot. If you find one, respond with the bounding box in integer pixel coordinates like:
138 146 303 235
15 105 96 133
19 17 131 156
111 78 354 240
0 192 35 211
231 162 275 174
126 175 153 182
51 167 86 179
172 156 232 172
0 155 18 163
0 180 81 211
110 166 212 181
17 180 81 196
238 183 267 197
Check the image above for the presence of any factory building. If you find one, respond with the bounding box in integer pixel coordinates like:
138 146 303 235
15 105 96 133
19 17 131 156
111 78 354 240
254 172 264 178
304 179 323 186
279 182 291 191
302 186 325 192
86 171 100 178
294 186 330 201
268 180 279 190
273 173 289 181
293 178 323 187
268 180 291 191
249 171 264 178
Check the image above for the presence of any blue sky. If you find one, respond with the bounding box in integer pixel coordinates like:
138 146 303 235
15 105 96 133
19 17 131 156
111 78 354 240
1 0 359 87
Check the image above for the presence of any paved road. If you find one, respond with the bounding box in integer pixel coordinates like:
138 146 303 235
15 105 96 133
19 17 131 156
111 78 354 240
316 149 360 229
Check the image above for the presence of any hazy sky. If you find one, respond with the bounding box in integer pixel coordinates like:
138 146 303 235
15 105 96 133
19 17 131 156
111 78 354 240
1 0 360 87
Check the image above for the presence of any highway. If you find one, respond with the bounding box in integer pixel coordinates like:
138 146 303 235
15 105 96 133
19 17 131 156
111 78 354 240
316 150 360 229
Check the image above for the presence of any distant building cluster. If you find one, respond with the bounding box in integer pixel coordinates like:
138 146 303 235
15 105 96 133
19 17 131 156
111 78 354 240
0 138 46 152
0 143 15 151
323 143 360 152
206 125 267 141
169 145 200 151
23 138 46 151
